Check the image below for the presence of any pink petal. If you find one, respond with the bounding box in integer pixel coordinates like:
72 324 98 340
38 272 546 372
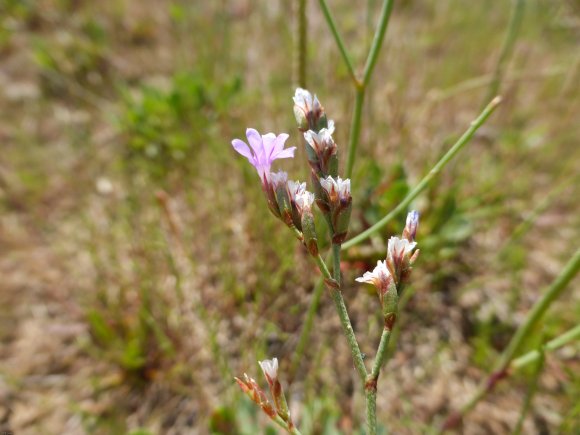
261 133 277 160
272 133 290 155
274 147 296 159
231 139 254 161
246 128 264 158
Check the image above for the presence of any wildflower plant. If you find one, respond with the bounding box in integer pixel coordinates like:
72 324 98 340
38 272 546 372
230 2 506 433
231 88 422 433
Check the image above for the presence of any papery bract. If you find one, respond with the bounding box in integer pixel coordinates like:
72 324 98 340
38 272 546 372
356 260 393 298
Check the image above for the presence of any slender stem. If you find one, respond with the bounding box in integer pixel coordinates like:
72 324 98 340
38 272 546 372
297 0 308 88
345 88 365 178
366 389 377 435
482 0 525 108
318 0 359 85
494 249 580 373
512 344 544 435
289 425 303 435
343 96 502 250
362 0 395 86
441 248 580 431
511 323 580 370
314 252 332 279
314 252 368 384
328 288 367 382
332 243 342 284
371 323 394 380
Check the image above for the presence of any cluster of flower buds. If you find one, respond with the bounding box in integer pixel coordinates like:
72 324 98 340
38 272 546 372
293 88 328 133
235 358 296 432
304 123 338 178
235 373 277 420
293 88 351 244
356 211 420 323
318 176 352 244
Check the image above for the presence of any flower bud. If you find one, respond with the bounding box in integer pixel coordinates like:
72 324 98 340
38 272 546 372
235 374 277 419
259 358 291 424
304 122 338 177
403 210 419 242
293 88 328 132
386 236 417 285
296 191 318 256
262 175 281 219
287 180 307 231
271 171 293 227
320 176 352 244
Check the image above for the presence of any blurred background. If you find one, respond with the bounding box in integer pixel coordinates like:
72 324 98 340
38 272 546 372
0 0 579 433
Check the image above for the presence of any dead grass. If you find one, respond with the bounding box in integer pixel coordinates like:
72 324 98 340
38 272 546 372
0 0 579 434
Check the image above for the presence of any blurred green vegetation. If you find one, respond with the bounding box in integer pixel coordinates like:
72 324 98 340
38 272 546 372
0 0 578 434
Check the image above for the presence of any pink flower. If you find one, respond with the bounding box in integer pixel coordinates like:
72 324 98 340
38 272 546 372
232 128 296 182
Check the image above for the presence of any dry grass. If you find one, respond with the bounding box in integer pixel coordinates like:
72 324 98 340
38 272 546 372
0 1 579 434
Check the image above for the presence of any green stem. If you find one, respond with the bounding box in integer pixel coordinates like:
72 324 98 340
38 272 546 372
332 243 342 283
512 343 544 435
371 321 394 380
318 0 359 85
511 323 580 370
314 252 368 384
441 248 580 432
365 289 399 435
297 0 308 88
289 424 303 435
330 288 368 384
494 249 580 373
345 88 365 178
366 389 377 435
343 96 502 250
482 0 525 108
362 0 395 86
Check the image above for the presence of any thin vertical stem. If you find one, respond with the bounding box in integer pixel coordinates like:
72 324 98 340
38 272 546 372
362 0 395 86
345 88 365 178
366 390 377 435
318 0 359 85
297 0 308 88
512 344 544 435
482 0 525 107
314 252 367 384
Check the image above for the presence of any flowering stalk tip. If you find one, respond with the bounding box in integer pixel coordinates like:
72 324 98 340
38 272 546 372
258 358 293 427
403 210 419 242
319 176 352 244
293 88 328 132
296 191 318 256
304 122 338 178
235 374 277 419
